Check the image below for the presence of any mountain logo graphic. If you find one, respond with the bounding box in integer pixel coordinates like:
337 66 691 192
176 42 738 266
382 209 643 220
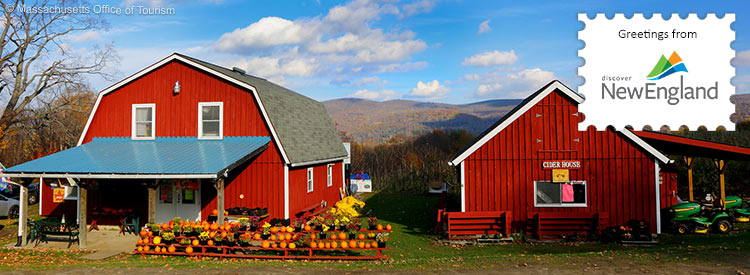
647 51 688 80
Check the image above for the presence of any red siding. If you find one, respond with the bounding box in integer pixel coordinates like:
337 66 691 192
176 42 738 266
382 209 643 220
40 180 76 217
463 89 661 233
289 161 344 217
660 171 679 208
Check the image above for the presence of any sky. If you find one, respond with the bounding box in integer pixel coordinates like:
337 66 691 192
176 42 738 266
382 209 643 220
64 0 750 104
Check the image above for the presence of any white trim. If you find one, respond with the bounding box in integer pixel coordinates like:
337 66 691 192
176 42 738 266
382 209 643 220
620 129 672 164
39 176 42 216
341 161 345 193
460 161 466 212
450 81 584 166
655 159 662 234
198 102 224 140
533 180 588 207
284 165 289 219
306 167 314 193
290 156 347 168
76 54 292 164
1 173 218 179
131 104 155 140
326 164 333 187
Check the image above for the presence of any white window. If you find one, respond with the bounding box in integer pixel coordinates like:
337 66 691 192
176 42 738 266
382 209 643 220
132 104 155 140
327 164 333 187
307 168 314 193
534 180 587 207
198 102 223 139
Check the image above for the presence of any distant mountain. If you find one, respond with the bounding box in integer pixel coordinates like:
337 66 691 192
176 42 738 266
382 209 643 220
323 98 521 144
732 94 750 123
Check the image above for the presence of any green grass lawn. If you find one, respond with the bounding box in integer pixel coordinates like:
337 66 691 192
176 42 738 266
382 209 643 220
0 192 748 272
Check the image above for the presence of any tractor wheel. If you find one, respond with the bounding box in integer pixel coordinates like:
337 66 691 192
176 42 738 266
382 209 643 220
675 223 689 235
713 220 732 234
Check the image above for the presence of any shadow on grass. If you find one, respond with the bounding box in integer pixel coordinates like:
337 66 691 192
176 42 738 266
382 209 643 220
363 192 439 238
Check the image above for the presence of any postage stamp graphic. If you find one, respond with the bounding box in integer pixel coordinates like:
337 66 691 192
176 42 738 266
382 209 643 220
578 13 735 131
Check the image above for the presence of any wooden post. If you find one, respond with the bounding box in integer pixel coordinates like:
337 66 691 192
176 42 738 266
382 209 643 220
215 178 225 224
684 156 694 201
715 160 728 209
15 179 29 247
148 180 158 224
78 181 87 250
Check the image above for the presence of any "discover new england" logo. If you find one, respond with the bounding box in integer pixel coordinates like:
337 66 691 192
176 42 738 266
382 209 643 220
646 51 688 80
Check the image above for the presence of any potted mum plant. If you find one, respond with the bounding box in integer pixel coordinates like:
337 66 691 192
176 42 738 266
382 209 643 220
239 233 253 247
249 216 260 231
292 218 305 232
198 231 210 245
376 232 389 248
238 217 249 231
367 217 378 230
183 224 194 236
161 231 175 245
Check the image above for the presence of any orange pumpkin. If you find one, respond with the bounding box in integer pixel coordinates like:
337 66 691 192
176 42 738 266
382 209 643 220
271 243 278 248
358 233 365 240
338 232 347 239
137 246 143 252
262 240 270 248
358 242 365 248
143 245 151 252
212 209 218 216
210 223 219 231
349 240 357 248
143 238 150 244
168 245 176 253
289 243 297 249
161 223 169 230
152 236 162 244
139 230 148 238
365 243 371 248
224 210 229 216
284 233 292 240
270 234 277 241
280 241 287 249
270 227 279 234
221 232 227 238
331 242 339 248
386 224 392 231
371 241 378 248
202 224 210 232
325 242 331 249
331 234 338 240
286 226 294 233
137 239 143 245
185 246 193 254
148 231 153 237
209 232 217 238
154 246 161 253
310 242 318 249
310 234 316 240
304 225 311 231
376 224 384 231
192 239 199 246
254 233 261 240
207 240 214 246
340 241 348 248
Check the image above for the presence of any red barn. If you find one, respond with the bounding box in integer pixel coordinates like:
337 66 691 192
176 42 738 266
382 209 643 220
447 81 680 238
4 53 347 240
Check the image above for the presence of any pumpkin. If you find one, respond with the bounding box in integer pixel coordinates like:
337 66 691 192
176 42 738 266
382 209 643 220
310 234 316 240
285 233 292 240
331 242 339 248
325 242 331 249
224 210 229 216
254 233 261 240
152 236 162 244
370 241 378 248
289 243 297 249
358 242 365 248
139 230 148 238
365 243 371 248
331 234 338 240
148 231 153 237
207 240 214 246
192 239 199 246
270 235 277 241
209 232 217 238
338 232 347 239
310 242 318 249
137 239 143 245
137 246 143 252
304 225 311 231
340 241 348 248
185 246 193 254
161 223 169 230
386 224 392 231
271 243 278 248
376 224 384 231
212 209 218 216
221 232 227 238
202 224 210 232
286 226 294 233
358 233 365 240
143 238 150 244
168 245 176 253
210 223 219 231
262 240 270 248
270 227 279 234
143 245 151 252
280 241 287 249
154 246 161 253
349 240 357 248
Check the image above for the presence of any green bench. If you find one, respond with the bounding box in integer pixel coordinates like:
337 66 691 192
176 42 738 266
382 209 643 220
32 221 79 248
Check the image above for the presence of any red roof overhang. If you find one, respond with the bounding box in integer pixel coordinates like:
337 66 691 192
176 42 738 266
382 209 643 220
633 130 750 161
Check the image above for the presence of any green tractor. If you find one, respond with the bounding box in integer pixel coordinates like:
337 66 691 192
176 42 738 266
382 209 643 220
668 201 732 234
725 196 750 223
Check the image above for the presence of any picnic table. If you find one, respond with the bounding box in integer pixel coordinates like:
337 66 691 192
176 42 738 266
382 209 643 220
30 221 79 248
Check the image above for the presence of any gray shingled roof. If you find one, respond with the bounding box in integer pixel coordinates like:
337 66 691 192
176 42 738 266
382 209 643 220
177 54 348 165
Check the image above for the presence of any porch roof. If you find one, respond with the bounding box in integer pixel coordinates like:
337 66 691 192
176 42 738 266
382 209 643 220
1 136 270 179
633 130 750 161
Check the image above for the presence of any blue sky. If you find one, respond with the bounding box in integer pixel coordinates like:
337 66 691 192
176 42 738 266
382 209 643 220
71 0 750 104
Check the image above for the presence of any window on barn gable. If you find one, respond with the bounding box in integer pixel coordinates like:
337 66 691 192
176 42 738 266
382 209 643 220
534 180 586 207
198 102 223 139
307 168 314 193
327 164 333 187
132 104 155 139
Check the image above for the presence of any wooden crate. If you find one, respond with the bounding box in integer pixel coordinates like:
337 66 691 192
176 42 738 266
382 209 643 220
444 211 512 240
526 212 608 240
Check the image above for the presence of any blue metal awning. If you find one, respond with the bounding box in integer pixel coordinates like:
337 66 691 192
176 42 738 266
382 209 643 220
1 136 270 179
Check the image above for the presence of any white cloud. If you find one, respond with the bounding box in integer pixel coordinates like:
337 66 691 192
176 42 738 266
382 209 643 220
215 17 311 52
477 20 491 34
733 50 750 67
351 89 398 101
462 50 518 67
378 61 428 73
232 55 319 78
409 80 450 100
69 31 101 42
350 76 388 88
474 68 556 98
732 74 750 93
307 30 426 64
401 0 436 17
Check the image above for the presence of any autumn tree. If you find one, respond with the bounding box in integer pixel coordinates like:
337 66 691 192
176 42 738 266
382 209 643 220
0 0 117 145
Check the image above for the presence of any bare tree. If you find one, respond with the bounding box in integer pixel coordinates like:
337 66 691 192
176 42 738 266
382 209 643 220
0 0 117 143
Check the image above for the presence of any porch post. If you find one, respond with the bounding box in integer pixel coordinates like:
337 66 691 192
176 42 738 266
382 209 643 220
715 160 728 209
15 179 30 247
148 180 158 224
684 156 694 202
214 178 225 224
78 181 88 250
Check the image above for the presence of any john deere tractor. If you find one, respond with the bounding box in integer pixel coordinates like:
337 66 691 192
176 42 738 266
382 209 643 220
668 201 732 234
725 196 750 223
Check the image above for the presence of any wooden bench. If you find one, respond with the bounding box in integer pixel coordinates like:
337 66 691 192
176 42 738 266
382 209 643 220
443 211 512 240
526 212 608 240
295 202 330 220
33 221 80 248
